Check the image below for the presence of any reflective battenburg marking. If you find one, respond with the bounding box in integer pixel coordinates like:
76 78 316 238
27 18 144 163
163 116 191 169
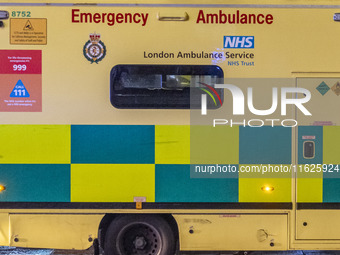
71 125 154 164
0 164 70 202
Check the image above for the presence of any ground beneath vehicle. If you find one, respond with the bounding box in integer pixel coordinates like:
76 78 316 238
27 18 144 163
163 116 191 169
0 247 339 255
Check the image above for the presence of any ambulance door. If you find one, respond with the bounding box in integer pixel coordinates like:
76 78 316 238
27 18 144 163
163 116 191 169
296 77 340 240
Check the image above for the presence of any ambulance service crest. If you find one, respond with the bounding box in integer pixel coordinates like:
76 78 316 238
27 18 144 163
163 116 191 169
83 33 106 64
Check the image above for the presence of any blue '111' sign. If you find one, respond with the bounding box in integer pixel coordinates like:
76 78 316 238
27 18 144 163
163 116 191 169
10 79 30 98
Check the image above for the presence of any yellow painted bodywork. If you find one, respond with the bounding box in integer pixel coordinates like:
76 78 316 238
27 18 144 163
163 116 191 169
238 165 292 202
155 125 190 164
239 178 291 203
71 164 155 202
0 125 70 164
296 210 340 240
9 214 103 250
297 178 323 203
323 126 340 164
297 168 323 203
190 125 239 164
174 214 288 251
0 213 9 246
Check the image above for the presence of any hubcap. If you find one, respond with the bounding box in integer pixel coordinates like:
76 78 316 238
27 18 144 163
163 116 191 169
133 236 147 249
117 222 162 255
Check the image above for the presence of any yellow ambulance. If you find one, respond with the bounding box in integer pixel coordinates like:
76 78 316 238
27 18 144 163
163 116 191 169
1 0 340 254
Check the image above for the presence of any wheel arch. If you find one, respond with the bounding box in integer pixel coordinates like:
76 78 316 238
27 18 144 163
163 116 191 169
98 213 179 251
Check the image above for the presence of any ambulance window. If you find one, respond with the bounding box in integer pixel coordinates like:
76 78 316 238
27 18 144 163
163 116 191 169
110 65 224 109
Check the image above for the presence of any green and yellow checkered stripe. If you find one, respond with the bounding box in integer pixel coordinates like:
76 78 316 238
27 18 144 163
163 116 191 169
2 124 327 204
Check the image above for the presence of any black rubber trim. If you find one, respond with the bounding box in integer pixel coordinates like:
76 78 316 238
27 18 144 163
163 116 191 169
297 203 340 210
0 202 292 210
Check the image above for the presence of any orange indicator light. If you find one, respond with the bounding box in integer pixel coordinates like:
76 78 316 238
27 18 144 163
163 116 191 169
261 186 274 192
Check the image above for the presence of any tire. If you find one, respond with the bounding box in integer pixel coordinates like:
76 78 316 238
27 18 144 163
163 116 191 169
104 215 176 255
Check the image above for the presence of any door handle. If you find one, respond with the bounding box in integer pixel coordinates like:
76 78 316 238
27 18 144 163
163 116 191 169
157 12 189 21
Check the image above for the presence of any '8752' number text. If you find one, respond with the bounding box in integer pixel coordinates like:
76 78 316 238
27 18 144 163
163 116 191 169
11 11 31 17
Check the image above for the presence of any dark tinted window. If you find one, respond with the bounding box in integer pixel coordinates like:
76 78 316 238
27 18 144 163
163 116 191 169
110 65 224 109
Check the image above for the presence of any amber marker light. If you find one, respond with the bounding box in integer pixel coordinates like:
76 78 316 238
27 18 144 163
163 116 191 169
261 186 274 192
0 185 6 192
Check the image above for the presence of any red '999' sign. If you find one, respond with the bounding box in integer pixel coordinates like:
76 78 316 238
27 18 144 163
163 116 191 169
0 50 41 74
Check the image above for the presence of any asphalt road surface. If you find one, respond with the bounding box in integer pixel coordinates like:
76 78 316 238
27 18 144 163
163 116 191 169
1 247 340 255
0 247 88 255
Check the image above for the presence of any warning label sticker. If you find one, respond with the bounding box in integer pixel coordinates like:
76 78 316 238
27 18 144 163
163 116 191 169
0 50 42 112
331 81 340 96
316 81 330 96
10 18 47 45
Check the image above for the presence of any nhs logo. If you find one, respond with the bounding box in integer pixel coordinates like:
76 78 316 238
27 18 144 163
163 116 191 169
224 36 254 48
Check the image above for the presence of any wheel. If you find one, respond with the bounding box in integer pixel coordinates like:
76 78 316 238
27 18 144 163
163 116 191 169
93 238 100 255
104 215 176 255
